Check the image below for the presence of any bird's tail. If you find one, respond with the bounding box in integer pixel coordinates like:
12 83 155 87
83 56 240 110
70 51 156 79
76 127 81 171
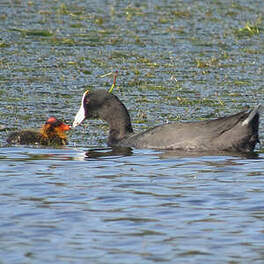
242 105 261 126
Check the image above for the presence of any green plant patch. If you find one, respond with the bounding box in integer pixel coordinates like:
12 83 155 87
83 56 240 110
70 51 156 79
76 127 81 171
10 28 53 37
170 10 192 18
235 22 261 37
0 42 10 48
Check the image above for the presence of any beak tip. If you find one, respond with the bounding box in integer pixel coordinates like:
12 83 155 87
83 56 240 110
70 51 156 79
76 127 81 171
72 122 78 128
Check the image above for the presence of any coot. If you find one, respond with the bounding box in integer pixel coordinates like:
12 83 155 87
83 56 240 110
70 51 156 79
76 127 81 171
7 117 70 145
73 90 260 152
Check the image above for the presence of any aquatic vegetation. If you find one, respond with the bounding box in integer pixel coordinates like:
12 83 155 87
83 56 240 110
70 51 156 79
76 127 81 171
1 0 263 148
135 109 148 124
0 42 10 48
110 51 130 59
235 21 261 37
170 10 192 18
57 3 84 16
233 80 252 86
47 37 78 46
10 28 53 37
195 52 234 70
135 57 159 68
94 16 104 26
240 48 263 54
70 23 84 28
223 79 252 87
158 17 169 24
195 57 218 68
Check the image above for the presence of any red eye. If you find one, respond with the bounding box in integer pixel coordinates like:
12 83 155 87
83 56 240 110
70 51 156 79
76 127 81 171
85 97 90 104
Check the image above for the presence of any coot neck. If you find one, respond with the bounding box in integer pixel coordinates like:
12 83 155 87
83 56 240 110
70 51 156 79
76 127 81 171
99 94 134 145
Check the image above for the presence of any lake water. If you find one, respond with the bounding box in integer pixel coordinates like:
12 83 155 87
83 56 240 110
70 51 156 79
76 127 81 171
1 0 264 263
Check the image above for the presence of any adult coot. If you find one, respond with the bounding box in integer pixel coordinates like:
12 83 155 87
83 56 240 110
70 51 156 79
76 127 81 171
73 90 260 152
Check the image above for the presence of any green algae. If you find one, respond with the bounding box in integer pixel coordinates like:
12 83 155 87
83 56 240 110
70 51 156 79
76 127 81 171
10 28 53 37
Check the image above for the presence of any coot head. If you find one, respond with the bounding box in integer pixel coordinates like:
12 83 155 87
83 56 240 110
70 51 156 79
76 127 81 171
72 90 133 145
73 90 128 127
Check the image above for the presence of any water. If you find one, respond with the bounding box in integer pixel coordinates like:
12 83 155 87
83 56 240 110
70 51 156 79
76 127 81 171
1 147 264 263
1 0 264 263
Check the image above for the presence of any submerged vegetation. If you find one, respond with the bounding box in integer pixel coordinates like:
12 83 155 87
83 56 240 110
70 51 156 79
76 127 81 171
0 0 264 142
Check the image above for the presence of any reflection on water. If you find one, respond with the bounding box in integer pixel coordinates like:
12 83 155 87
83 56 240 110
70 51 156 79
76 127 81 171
85 147 133 160
0 146 264 263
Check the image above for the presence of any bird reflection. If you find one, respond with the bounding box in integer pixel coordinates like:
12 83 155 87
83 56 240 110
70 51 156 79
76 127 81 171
85 147 133 160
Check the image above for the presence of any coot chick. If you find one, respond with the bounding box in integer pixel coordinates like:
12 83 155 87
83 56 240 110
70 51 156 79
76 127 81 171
73 90 260 153
7 117 70 145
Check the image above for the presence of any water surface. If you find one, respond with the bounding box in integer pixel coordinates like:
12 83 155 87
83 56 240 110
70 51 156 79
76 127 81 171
1 147 264 263
1 0 264 263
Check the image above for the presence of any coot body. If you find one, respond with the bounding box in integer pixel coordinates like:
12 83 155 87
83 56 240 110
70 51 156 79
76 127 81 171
73 90 260 152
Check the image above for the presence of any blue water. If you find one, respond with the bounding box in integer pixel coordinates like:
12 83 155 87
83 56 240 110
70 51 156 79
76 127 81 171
1 147 264 263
